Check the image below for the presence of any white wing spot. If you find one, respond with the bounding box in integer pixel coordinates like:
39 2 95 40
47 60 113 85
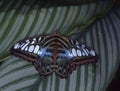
77 49 82 56
21 42 29 50
83 49 88 56
90 50 95 56
28 45 34 52
76 41 79 45
31 38 36 44
38 37 41 41
76 42 80 48
85 49 89 54
33 45 40 54
38 50 42 55
82 44 85 48
72 48 77 57
82 51 85 56
25 46 28 51
31 41 35 44
76 45 80 48
25 39 29 42
14 43 20 49
33 38 36 41
20 43 25 48
67 51 73 58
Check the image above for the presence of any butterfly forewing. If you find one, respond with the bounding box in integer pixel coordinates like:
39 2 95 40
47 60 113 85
10 33 98 78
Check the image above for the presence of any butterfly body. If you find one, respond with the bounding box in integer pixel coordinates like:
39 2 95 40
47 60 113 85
10 33 98 78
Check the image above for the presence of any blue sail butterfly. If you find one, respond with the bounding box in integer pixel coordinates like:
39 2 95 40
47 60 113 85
10 33 98 78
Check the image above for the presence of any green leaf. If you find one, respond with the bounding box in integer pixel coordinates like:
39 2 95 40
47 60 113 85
0 0 115 62
0 0 120 91
0 2 120 91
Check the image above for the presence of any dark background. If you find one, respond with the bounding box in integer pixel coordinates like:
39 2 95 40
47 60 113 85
106 66 120 91
104 1 120 91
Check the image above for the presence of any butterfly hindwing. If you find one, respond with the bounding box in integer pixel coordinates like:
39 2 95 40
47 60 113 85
10 33 98 78
55 57 76 78
32 57 55 77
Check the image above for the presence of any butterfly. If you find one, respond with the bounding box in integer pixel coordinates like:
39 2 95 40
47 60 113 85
10 33 98 78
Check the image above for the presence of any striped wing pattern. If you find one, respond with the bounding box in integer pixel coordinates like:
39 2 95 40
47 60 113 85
10 33 98 78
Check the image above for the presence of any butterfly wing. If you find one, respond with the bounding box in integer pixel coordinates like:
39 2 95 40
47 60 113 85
68 40 98 65
55 36 98 78
10 35 55 77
